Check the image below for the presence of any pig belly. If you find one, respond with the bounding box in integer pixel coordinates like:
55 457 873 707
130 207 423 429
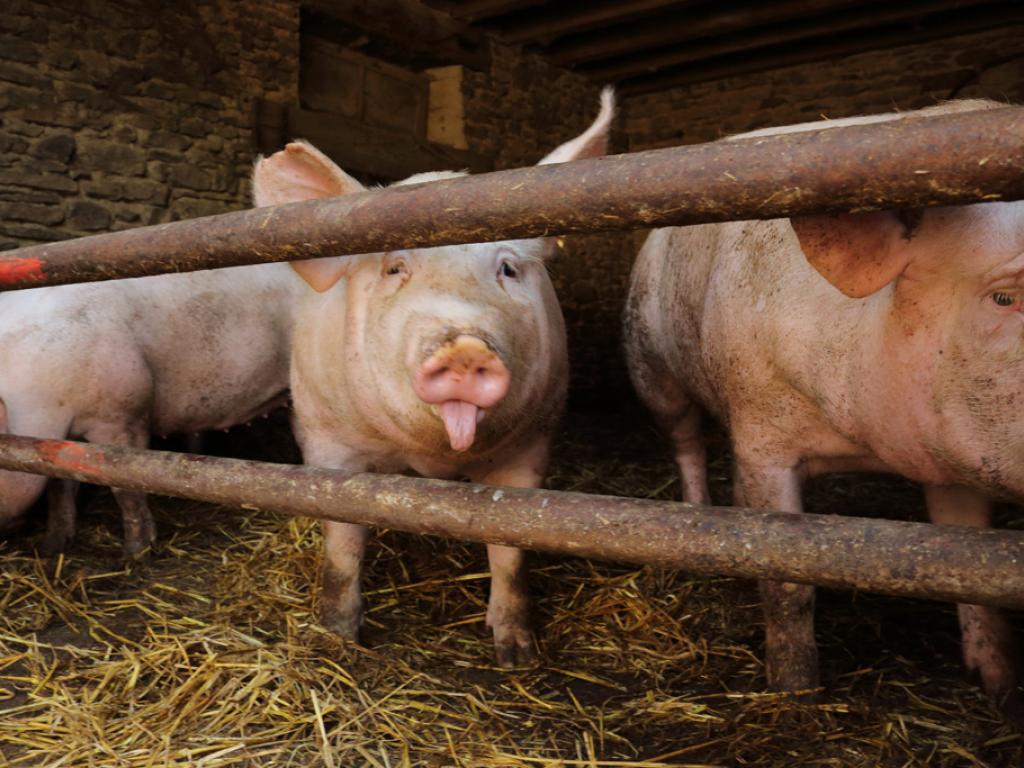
149 373 288 435
147 337 291 435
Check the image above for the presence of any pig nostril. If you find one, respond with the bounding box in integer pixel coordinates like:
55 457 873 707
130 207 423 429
476 367 487 376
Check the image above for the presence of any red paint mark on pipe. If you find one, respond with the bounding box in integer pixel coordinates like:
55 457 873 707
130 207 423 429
0 257 46 285
38 440 107 476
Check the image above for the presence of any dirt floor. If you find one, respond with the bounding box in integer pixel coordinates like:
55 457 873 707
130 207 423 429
0 405 1022 767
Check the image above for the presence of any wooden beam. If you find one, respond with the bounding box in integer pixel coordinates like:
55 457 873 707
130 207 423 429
499 0 699 45
619 6 1023 96
547 0 882 66
448 0 548 23
587 0 981 82
254 100 493 181
304 0 491 71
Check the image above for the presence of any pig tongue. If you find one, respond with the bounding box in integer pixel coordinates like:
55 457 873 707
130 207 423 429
440 400 479 452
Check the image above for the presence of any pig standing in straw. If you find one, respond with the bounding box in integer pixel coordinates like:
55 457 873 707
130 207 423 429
251 89 613 666
625 100 1023 720
0 260 306 557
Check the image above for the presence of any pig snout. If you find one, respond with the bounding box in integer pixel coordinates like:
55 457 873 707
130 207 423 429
412 335 510 452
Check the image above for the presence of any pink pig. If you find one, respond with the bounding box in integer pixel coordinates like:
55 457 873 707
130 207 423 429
625 99 1022 719
251 89 614 666
0 261 305 556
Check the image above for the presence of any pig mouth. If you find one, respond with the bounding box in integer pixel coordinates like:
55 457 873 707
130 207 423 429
436 401 487 452
413 334 511 453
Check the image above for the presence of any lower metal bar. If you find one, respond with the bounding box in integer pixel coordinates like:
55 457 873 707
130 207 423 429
0 433 1021 609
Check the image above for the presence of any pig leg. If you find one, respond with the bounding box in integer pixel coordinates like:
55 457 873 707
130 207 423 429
298 436 370 641
484 543 532 667
469 439 550 667
82 422 156 558
667 405 711 505
114 488 156 558
40 479 79 556
0 396 71 534
321 519 370 640
0 467 49 533
734 456 818 692
924 484 1022 721
626 349 710 504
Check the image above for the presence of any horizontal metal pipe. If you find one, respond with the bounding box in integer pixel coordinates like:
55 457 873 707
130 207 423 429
2 106 1024 290
1 433 1021 609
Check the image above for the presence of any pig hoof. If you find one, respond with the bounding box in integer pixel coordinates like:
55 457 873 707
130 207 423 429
38 530 72 557
999 688 1024 730
321 606 362 642
122 526 157 559
122 514 157 559
979 673 1024 729
766 654 821 695
492 629 537 668
122 538 152 560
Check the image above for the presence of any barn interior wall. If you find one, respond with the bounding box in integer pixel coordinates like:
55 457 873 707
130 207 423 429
0 0 298 251
624 27 1024 150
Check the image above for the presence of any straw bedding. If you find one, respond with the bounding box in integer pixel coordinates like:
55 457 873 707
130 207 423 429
1 408 1021 767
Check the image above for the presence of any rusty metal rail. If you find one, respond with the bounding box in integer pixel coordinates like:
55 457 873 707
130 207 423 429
2 106 1024 290
0 433 1021 609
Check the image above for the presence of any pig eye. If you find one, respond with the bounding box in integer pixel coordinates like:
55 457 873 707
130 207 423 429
499 260 519 280
992 291 1016 307
384 260 408 277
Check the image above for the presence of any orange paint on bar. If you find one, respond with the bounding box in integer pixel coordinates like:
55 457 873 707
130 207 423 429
38 440 106 476
0 257 45 285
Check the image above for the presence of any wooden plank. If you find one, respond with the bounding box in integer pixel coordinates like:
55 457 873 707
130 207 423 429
304 0 491 71
619 6 1023 96
276 103 493 181
547 0 877 66
586 0 980 82
447 0 549 23
500 0 699 45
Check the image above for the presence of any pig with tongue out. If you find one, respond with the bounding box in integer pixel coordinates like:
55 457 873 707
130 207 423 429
252 89 613 666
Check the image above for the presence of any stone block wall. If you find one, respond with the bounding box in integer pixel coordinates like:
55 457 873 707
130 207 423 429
0 0 298 251
625 28 1024 150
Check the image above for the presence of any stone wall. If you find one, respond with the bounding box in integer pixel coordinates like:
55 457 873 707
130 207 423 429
0 0 297 251
625 28 1024 150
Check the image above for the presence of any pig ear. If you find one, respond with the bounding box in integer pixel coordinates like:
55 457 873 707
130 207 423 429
252 141 364 207
537 86 615 165
253 141 365 292
790 211 918 298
